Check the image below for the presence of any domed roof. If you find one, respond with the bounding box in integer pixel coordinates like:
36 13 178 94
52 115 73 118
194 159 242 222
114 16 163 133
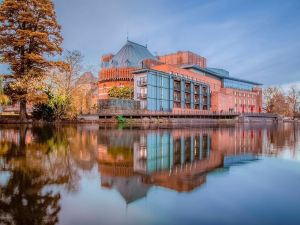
109 40 156 68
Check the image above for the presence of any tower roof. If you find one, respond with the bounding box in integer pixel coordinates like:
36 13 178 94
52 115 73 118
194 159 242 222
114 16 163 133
109 40 156 68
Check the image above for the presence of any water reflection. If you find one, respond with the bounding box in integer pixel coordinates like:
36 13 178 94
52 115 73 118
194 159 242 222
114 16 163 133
0 124 299 224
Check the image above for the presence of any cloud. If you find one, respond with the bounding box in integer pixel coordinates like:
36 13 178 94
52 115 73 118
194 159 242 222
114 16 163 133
279 81 300 93
1 0 300 86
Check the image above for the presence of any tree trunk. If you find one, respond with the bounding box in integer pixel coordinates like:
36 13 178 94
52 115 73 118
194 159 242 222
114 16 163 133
19 98 27 122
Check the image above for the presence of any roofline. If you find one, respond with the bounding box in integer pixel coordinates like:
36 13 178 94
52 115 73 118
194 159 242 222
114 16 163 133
127 40 147 48
132 69 150 74
182 65 262 86
158 51 206 59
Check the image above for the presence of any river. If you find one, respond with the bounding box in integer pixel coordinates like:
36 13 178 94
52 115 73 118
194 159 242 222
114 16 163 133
0 123 300 225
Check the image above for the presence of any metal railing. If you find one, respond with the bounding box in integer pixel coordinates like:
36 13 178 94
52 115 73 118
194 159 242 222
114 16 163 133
174 85 181 91
184 87 191 93
98 108 240 117
173 96 181 102
137 93 147 99
137 79 147 86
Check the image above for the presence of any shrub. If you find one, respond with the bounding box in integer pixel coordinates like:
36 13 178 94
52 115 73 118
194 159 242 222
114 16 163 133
32 103 54 121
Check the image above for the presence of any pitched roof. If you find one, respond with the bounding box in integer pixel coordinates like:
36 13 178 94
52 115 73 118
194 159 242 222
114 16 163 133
109 40 156 68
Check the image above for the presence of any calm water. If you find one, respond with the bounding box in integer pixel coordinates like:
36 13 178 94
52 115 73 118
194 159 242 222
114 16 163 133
0 124 300 225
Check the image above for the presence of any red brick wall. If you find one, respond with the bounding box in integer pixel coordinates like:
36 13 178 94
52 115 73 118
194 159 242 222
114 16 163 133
158 51 207 68
152 64 262 113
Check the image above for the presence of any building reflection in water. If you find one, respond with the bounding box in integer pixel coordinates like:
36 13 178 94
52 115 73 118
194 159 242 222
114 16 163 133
0 123 299 223
96 124 298 204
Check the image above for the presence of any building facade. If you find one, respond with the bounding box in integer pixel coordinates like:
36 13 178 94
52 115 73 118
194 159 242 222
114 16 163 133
98 40 262 113
98 40 158 99
133 69 210 111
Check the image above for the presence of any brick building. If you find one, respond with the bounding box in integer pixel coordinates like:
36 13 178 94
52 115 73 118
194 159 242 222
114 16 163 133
98 40 262 113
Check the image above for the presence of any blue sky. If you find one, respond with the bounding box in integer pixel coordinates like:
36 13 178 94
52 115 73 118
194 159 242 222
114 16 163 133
1 0 300 86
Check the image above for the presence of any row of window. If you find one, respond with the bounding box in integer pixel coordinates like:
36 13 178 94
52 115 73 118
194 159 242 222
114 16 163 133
234 98 256 105
234 91 257 98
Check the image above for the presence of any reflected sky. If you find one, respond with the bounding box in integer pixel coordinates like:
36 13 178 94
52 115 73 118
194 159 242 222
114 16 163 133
0 124 300 225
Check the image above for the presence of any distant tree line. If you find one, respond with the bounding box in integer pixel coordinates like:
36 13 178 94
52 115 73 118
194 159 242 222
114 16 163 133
264 86 300 118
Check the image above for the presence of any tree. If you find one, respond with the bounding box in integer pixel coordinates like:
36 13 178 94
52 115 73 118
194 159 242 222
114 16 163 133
0 76 10 108
47 50 83 120
263 86 290 116
108 86 134 99
287 85 300 118
73 72 98 114
0 0 63 121
264 87 280 113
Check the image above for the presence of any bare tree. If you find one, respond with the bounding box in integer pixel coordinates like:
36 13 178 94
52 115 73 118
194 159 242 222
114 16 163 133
287 85 300 118
263 86 291 116
47 50 83 119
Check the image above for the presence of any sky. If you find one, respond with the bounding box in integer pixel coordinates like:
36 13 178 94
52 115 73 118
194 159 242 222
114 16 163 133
1 0 300 87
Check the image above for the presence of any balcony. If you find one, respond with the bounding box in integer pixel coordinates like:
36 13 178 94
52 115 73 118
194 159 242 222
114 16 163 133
137 79 147 86
174 85 181 91
137 93 147 99
184 88 191 93
174 94 181 101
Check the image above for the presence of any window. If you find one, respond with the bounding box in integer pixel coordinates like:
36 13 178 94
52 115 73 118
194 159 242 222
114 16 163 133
141 87 147 94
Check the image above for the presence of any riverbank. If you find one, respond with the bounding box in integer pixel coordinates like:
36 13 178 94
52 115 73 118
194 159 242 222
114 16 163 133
1 113 298 127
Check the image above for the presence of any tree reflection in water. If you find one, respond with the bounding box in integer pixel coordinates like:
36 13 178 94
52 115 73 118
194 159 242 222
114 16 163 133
0 125 96 225
0 168 61 225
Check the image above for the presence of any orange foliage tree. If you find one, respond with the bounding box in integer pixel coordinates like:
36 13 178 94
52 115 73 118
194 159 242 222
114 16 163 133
0 0 62 121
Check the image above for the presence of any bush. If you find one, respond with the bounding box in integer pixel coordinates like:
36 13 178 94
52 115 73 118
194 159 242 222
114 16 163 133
116 115 126 123
32 103 54 121
108 86 133 99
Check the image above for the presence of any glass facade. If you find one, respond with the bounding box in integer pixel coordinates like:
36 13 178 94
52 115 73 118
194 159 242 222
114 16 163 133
135 132 211 174
134 70 211 111
223 78 254 91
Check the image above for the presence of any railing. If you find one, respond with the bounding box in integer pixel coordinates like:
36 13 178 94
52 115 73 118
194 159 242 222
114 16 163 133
137 93 147 99
98 108 240 117
174 96 181 102
242 113 278 118
174 85 181 91
184 87 191 92
137 79 147 86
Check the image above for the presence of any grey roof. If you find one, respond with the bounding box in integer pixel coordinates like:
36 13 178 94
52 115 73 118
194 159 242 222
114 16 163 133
109 40 156 68
206 68 229 77
182 65 262 85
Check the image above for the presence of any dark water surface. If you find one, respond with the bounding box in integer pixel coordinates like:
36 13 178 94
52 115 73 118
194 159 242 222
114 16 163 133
0 124 300 225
